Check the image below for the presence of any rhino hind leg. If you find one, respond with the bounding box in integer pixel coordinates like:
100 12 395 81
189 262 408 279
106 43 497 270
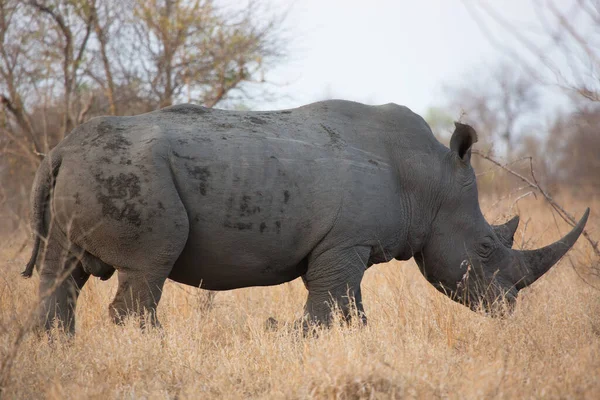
107 224 188 328
106 193 189 328
109 269 168 328
301 245 370 327
37 232 90 335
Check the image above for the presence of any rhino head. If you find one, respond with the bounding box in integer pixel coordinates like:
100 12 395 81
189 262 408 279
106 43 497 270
413 122 589 315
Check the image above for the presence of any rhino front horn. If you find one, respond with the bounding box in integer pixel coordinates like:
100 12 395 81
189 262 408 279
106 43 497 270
511 208 590 289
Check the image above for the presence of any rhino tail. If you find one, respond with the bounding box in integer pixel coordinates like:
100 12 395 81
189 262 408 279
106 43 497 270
22 153 62 278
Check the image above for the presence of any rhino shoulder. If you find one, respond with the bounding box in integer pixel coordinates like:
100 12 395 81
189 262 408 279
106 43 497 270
377 102 424 122
377 103 435 136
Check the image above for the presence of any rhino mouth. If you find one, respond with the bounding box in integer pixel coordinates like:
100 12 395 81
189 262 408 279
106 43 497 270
431 275 518 317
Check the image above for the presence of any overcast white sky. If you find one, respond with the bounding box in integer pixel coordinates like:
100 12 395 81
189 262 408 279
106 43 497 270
252 0 573 115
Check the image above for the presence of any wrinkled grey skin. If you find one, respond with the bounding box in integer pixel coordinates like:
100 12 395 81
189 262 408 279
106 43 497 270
23 100 590 334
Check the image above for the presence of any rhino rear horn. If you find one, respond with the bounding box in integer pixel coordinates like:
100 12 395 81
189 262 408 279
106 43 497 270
511 208 590 289
492 215 520 248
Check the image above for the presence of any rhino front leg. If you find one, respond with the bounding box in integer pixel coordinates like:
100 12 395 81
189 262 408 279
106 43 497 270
302 246 369 327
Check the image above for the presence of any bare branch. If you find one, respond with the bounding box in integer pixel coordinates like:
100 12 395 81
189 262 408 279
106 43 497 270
464 0 600 102
76 94 94 125
90 0 116 115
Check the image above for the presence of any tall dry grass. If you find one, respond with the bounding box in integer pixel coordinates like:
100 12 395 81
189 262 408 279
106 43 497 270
1 197 599 399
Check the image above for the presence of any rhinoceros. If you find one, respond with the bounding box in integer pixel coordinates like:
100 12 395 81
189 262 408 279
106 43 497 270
22 100 589 333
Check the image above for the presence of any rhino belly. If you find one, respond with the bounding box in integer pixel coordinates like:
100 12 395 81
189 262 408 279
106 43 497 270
168 221 311 289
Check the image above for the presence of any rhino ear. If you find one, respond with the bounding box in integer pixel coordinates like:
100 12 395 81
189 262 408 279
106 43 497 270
491 215 520 248
450 122 478 162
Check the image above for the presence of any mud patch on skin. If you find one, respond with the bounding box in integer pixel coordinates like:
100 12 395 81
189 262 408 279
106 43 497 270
320 123 346 150
96 120 114 135
368 159 379 166
224 193 265 231
224 221 253 231
91 121 133 153
248 116 267 125
103 134 132 152
94 172 143 227
240 195 261 216
100 124 131 151
217 123 235 131
118 157 132 165
186 165 211 195
283 190 290 204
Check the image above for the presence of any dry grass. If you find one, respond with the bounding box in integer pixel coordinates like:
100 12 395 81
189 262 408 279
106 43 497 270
1 197 599 399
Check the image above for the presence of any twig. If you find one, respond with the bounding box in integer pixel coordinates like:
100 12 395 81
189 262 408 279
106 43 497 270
473 150 600 258
489 185 532 208
521 217 532 250
509 191 536 214
77 94 94 125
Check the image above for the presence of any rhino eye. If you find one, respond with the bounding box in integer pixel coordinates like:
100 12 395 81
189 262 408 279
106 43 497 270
477 239 495 256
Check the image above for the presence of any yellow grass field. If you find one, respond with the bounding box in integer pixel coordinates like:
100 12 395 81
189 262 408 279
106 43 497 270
1 197 599 399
